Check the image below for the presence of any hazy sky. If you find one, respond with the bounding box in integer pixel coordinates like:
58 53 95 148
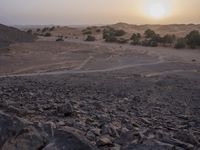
0 0 200 25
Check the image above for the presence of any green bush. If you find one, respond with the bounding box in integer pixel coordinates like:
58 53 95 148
144 29 156 39
161 34 176 46
115 30 126 36
174 38 186 49
96 29 101 33
82 29 92 35
130 33 141 45
85 35 96 41
185 30 200 49
49 26 55 31
44 33 51 37
42 27 49 32
103 27 126 43
56 37 64 41
27 29 32 34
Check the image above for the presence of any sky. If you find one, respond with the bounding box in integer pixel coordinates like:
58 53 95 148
0 0 200 25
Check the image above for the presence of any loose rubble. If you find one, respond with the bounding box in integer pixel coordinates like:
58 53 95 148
0 72 200 149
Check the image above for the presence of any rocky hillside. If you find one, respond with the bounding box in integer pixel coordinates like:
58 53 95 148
0 24 35 48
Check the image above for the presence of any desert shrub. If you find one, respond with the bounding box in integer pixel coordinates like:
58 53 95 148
185 30 200 49
105 35 117 42
115 29 126 36
103 27 126 43
130 33 141 45
144 29 156 39
82 29 92 35
49 26 55 31
142 40 158 47
96 29 101 33
27 29 32 34
56 37 64 41
174 38 186 49
142 29 161 46
85 35 96 41
44 33 51 37
42 27 49 32
161 34 176 46
36 28 41 32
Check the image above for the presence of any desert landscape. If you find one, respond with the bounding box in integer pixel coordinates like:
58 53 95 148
0 22 200 150
0 0 200 149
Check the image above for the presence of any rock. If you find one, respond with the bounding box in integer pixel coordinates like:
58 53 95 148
57 121 65 126
57 102 73 117
0 111 96 150
2 126 47 150
111 143 121 150
101 123 120 138
97 135 113 147
122 144 174 150
86 131 96 141
121 127 130 134
91 128 101 136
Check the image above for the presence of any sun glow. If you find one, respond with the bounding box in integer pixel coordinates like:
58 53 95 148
148 3 167 19
142 0 172 20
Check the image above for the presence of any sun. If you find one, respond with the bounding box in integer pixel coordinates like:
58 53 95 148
142 0 171 20
148 3 167 19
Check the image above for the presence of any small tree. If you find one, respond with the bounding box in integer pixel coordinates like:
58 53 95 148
130 33 141 45
161 34 176 46
27 29 32 34
185 30 200 49
115 29 126 36
144 29 156 39
174 38 186 49
50 26 55 31
42 27 48 32
85 35 96 41
96 29 101 33
56 37 64 41
44 33 51 37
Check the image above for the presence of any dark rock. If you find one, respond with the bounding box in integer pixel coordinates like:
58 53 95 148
0 111 96 150
122 144 174 150
57 102 73 117
101 123 120 138
97 135 113 147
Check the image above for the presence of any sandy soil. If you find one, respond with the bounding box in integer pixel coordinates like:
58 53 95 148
0 38 200 149
0 39 199 77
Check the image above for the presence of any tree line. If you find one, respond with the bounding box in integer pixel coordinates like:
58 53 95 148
101 27 200 49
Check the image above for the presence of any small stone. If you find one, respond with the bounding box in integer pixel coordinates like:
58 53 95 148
101 124 120 138
97 135 113 147
111 143 121 150
57 121 65 126
86 131 96 141
121 127 129 134
192 59 196 62
57 102 73 117
91 128 101 136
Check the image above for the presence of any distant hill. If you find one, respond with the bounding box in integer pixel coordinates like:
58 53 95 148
0 24 35 48
109 23 200 37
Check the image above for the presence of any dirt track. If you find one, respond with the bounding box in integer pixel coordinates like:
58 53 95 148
0 40 200 149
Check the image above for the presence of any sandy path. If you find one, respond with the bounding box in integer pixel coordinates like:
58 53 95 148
0 39 200 78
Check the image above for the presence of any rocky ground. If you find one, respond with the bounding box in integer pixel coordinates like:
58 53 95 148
0 71 200 150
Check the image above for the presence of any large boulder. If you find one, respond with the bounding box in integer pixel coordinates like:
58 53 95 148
0 111 96 150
